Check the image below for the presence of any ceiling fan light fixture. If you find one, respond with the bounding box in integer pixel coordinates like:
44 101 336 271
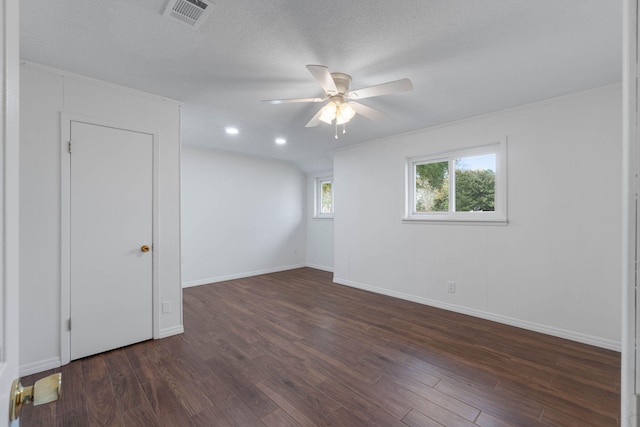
319 102 337 124
336 102 356 125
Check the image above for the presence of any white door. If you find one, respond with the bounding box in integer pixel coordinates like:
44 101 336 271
0 0 20 425
69 121 153 360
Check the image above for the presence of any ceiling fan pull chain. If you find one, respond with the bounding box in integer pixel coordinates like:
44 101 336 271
335 121 338 139
343 123 346 135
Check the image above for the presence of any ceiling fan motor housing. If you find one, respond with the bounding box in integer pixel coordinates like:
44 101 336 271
330 73 352 94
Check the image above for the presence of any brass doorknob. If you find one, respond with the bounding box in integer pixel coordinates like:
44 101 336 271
141 245 150 253
10 373 62 421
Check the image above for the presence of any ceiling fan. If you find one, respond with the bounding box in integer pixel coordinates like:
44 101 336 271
262 65 413 139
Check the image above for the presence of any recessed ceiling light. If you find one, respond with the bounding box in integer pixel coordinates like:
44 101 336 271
225 127 239 135
275 138 286 145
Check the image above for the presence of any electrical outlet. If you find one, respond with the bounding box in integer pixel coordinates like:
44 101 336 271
162 301 171 314
447 281 456 293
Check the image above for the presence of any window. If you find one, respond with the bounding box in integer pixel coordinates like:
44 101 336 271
315 176 334 218
405 141 507 223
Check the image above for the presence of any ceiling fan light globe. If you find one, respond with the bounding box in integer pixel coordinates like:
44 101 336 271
319 102 337 124
336 103 356 125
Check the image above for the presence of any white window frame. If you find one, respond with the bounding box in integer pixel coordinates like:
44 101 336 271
404 140 507 224
314 175 334 219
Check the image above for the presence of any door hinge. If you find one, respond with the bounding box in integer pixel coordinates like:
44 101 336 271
68 141 72 154
68 318 72 331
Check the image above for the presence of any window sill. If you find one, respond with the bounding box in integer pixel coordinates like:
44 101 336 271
402 216 508 226
313 216 334 220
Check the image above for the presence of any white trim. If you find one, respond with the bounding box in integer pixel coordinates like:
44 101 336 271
177 105 184 331
60 114 71 365
152 124 161 340
402 217 508 226
19 358 61 377
182 264 307 288
158 325 184 339
333 276 621 352
305 263 334 273
623 0 638 424
60 112 161 365
0 2 20 423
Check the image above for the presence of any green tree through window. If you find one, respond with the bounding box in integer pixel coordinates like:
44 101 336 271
321 181 333 214
415 161 448 212
414 154 496 213
455 169 495 211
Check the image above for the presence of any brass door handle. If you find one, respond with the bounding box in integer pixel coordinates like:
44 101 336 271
141 245 150 253
10 373 62 421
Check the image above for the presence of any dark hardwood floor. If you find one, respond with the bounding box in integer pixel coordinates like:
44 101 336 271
22 268 620 426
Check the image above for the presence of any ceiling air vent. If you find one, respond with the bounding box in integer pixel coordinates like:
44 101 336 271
163 0 215 30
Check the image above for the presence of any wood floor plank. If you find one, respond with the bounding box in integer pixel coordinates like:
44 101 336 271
204 354 278 418
120 398 161 427
55 408 91 427
434 380 547 426
140 377 194 427
20 268 619 427
124 342 163 384
402 405 477 427
538 407 603 427
474 412 519 427
261 408 301 427
256 374 341 426
385 372 480 421
156 355 216 416
104 349 146 413
190 404 235 427
82 355 125 427
314 378 408 426
194 375 266 426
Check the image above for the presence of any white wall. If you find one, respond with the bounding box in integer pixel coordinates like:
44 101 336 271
181 146 306 286
19 63 183 374
334 84 622 350
306 172 334 272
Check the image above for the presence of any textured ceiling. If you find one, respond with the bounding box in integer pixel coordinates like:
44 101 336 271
20 0 621 173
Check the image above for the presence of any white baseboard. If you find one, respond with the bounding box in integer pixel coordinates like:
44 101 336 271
182 263 307 288
333 277 621 352
158 325 184 338
19 330 184 377
306 263 333 273
20 357 61 376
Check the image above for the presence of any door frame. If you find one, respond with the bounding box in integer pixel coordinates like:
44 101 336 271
623 0 639 424
0 0 20 424
60 112 160 365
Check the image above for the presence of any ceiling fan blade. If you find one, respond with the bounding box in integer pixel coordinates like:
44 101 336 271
306 65 338 95
305 107 325 127
350 102 385 121
348 78 413 100
262 97 325 104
